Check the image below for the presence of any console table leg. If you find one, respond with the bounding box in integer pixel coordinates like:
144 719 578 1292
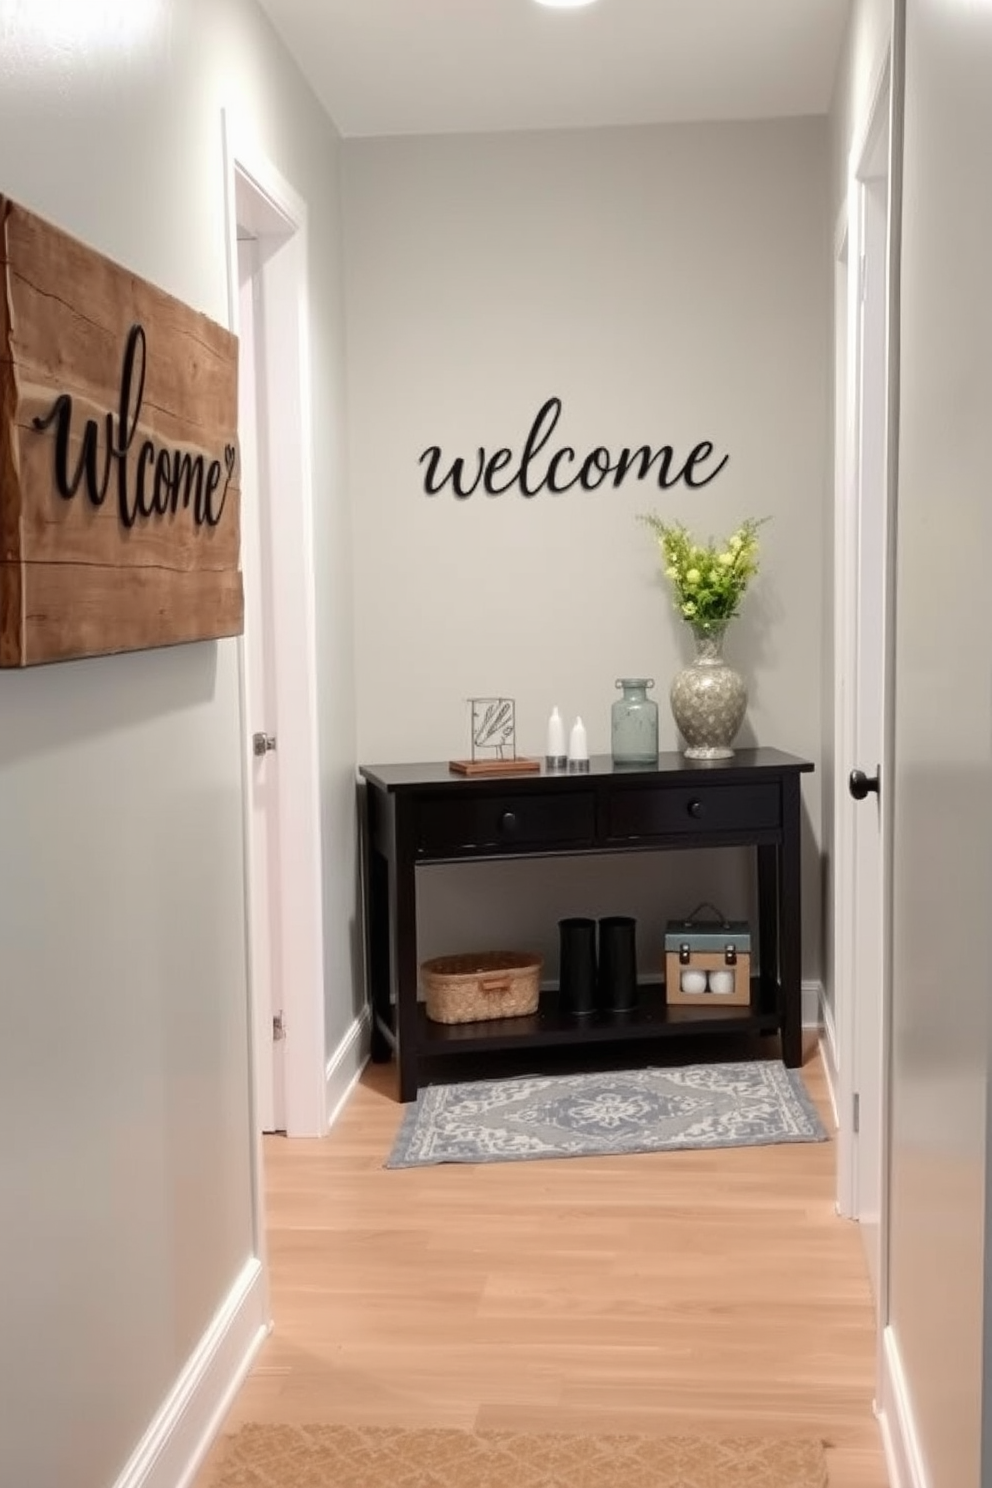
392 802 420 1102
756 844 779 1006
367 850 393 1064
360 784 396 1065
779 774 803 1068
398 1053 420 1104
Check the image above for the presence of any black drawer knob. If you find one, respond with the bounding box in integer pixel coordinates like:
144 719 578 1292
687 799 704 819
499 810 519 836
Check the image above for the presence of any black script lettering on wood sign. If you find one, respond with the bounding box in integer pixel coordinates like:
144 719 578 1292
32 323 237 530
418 397 729 498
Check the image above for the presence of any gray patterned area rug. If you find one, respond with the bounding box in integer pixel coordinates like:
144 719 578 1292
386 1060 828 1168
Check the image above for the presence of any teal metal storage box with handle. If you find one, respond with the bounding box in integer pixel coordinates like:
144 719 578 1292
664 906 751 1007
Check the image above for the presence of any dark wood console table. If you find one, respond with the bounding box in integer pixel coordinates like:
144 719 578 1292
358 749 813 1101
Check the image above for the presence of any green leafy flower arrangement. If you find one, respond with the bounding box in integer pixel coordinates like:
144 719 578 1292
639 514 768 632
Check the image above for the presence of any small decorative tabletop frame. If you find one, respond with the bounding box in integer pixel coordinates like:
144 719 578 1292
448 696 540 776
469 697 516 761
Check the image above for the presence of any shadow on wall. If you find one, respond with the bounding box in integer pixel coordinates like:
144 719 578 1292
0 640 222 769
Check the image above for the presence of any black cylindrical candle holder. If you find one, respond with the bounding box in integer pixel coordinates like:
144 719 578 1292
558 916 598 1017
599 915 638 1012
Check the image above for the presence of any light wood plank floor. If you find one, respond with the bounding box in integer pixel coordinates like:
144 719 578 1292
198 1037 889 1488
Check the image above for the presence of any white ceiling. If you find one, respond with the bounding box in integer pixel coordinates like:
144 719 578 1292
256 0 852 140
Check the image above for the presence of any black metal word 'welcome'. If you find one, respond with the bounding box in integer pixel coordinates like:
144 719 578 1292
419 396 729 498
32 323 236 530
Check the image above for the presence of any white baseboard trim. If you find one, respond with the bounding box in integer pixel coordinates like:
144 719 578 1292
326 1005 371 1130
112 1256 268 1488
818 987 840 1129
801 978 822 1031
877 1324 930 1488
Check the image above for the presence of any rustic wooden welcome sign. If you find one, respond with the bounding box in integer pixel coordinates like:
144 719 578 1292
0 196 242 666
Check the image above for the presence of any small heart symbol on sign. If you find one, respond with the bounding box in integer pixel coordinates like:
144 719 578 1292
224 443 237 477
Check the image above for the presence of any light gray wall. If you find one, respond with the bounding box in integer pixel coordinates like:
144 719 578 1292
887 0 992 1481
342 119 830 981
0 3 353 1486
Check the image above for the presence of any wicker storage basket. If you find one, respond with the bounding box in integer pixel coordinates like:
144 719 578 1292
421 950 542 1025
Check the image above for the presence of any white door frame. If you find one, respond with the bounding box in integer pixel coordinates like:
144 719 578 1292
833 204 858 1215
221 111 327 1148
832 42 895 1327
236 233 284 1136
833 170 863 1229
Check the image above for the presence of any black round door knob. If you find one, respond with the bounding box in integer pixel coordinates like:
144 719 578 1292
499 810 519 835
687 799 704 819
849 768 880 800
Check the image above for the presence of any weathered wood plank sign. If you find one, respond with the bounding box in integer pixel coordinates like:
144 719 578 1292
0 195 242 666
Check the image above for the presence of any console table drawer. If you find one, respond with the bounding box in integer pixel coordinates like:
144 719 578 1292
608 782 780 839
415 792 596 857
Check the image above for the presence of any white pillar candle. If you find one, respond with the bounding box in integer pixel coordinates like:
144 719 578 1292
568 716 588 761
567 716 590 772
546 706 566 763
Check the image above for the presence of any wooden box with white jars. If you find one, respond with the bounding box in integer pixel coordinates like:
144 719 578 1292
664 911 751 1007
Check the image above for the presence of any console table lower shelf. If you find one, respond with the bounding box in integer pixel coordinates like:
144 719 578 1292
372 983 783 1090
415 980 779 1056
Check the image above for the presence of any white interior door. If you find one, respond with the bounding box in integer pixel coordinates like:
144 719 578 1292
840 68 893 1308
850 173 887 1297
238 235 285 1134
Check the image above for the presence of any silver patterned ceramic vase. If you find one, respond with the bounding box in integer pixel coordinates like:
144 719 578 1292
670 622 747 760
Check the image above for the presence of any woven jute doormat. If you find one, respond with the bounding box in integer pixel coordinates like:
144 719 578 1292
205 1423 829 1487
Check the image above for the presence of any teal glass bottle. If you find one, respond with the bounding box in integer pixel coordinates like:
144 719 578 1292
611 678 658 764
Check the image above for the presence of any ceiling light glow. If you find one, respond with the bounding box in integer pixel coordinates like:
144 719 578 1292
1 0 161 54
533 0 599 9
